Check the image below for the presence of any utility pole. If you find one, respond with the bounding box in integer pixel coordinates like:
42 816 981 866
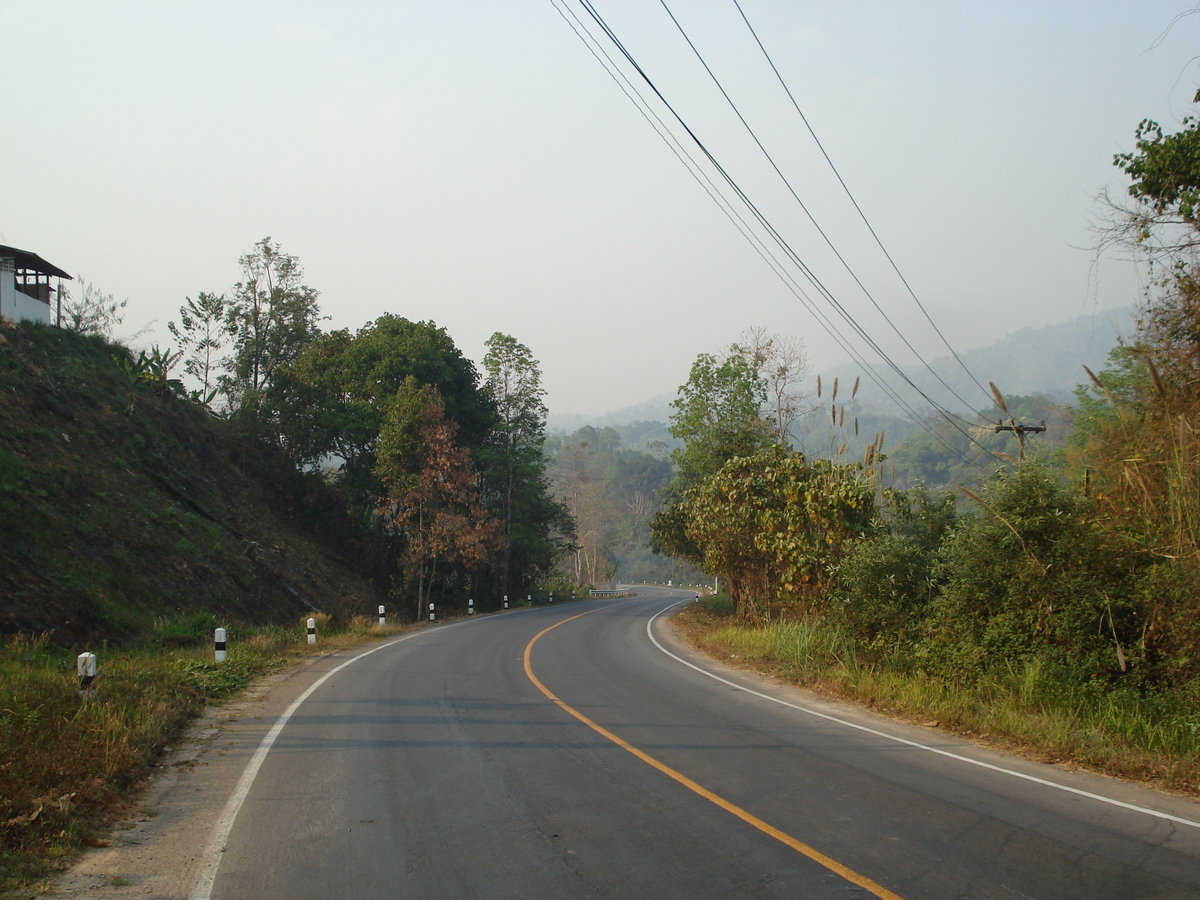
994 420 1046 460
988 382 1046 461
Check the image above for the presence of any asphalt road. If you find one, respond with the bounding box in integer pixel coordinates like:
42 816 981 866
195 586 1200 899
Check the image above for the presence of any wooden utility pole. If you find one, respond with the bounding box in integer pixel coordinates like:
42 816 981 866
994 420 1046 460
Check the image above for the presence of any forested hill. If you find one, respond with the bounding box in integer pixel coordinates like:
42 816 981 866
0 323 378 646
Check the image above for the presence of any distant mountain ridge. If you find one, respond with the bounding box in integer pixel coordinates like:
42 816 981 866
829 310 1134 415
551 310 1134 437
548 393 676 434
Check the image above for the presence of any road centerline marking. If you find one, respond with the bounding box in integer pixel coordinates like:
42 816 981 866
523 606 905 900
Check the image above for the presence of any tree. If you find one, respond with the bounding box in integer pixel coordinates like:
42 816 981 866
740 327 812 445
168 292 227 401
651 343 774 567
655 446 875 620
925 463 1140 680
375 379 500 616
271 314 490 503
59 279 126 337
1112 104 1200 257
667 346 774 491
223 238 323 415
481 333 572 596
545 427 676 586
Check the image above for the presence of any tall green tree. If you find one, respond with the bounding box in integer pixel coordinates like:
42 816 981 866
481 333 572 596
667 346 774 491
272 315 490 503
223 238 323 415
651 343 775 566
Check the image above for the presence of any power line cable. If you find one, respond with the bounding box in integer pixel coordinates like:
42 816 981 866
658 0 988 417
731 0 995 407
551 0 964 456
565 0 997 466
573 0 994 460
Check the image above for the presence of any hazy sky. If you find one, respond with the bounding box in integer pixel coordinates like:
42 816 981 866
2 1 1197 416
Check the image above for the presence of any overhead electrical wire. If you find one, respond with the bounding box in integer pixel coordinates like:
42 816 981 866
730 0 995 408
560 0 989 467
657 0 989 418
567 0 998 465
549 0 963 455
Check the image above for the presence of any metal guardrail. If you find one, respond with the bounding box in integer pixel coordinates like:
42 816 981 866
588 589 634 598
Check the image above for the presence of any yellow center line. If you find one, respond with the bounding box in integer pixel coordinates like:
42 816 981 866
523 606 905 900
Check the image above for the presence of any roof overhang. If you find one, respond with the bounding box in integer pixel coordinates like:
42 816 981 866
0 244 72 280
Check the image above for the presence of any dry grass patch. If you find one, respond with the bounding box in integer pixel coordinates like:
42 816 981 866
0 616 425 892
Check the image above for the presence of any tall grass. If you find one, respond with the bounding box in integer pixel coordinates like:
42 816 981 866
677 600 1200 788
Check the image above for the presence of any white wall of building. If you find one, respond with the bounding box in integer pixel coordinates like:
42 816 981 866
0 271 53 325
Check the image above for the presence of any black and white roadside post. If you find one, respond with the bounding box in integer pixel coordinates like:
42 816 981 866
468 598 474 616
307 617 317 645
503 595 508 609
378 605 386 625
549 591 554 604
527 594 531 605
214 628 227 662
77 652 97 698
429 602 435 622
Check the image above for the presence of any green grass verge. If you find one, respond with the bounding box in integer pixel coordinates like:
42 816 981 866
675 597 1200 794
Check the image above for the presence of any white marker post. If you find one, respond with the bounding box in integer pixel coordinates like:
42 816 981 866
214 628 227 662
378 605 386 625
429 602 435 622
549 591 554 604
527 594 531 604
503 595 508 609
307 617 317 644
468 598 474 616
77 652 96 697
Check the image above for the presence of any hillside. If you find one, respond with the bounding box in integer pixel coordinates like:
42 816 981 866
0 322 379 647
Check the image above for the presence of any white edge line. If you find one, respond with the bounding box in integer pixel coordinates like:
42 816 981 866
189 630 426 900
646 597 1200 831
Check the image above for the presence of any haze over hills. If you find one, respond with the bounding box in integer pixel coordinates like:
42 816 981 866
550 310 1133 442
548 394 675 435
829 309 1135 417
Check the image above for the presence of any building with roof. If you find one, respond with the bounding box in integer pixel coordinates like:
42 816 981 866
0 244 72 326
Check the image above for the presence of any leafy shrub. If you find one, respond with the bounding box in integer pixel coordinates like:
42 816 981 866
833 484 955 646
921 462 1141 681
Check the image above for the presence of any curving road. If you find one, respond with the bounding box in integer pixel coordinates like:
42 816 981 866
194 586 1200 899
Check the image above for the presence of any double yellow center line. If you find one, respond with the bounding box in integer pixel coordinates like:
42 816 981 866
523 607 904 900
